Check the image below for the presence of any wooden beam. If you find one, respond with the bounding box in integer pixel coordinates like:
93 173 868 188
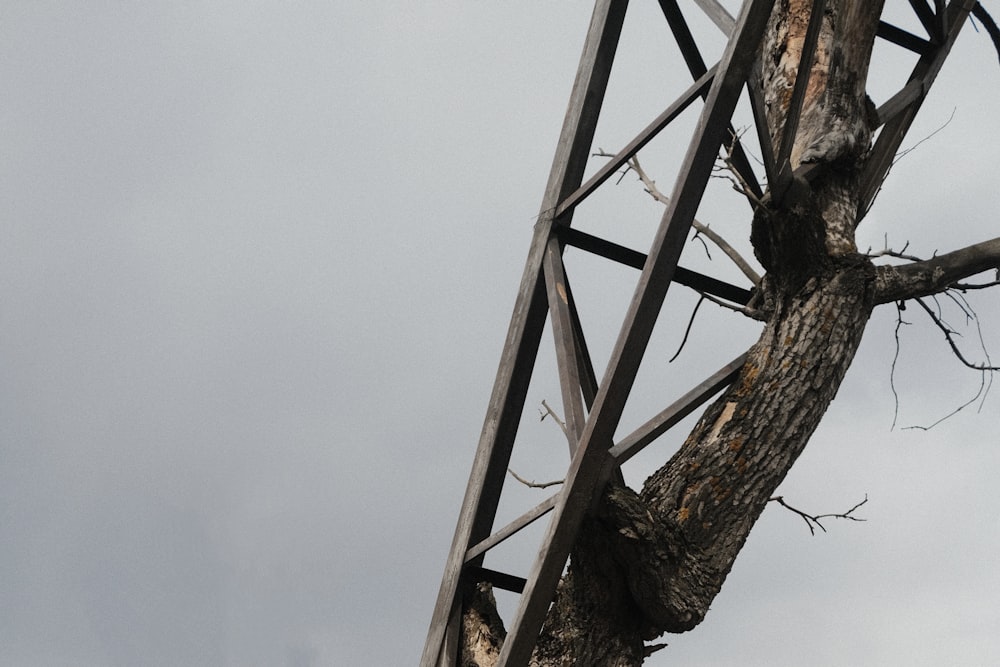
908 0 939 39
562 273 600 408
555 67 715 218
658 0 765 202
465 495 559 564
494 2 776 662
558 227 754 305
465 567 528 594
873 78 925 127
418 2 629 664
877 20 933 54
544 237 588 452
610 352 748 464
859 0 975 220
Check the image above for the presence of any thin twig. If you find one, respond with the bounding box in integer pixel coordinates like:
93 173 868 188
539 399 569 438
769 495 868 536
953 279 1000 291
864 111 956 216
712 129 768 213
890 303 910 431
902 371 988 431
669 296 705 363
913 297 1000 371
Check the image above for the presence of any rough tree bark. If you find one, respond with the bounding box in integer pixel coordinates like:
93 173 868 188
461 2 1000 664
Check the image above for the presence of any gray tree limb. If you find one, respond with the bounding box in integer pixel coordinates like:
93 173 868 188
873 237 1000 304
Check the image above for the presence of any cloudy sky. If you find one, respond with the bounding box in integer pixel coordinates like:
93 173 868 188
2 2 998 666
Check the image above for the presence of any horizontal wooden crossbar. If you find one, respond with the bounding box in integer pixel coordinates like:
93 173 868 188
557 227 754 305
555 66 717 219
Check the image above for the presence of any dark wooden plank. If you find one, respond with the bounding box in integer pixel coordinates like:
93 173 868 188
877 20 933 54
419 2 630 664
544 237 588 452
658 0 765 202
657 0 708 76
555 67 715 218
495 2 776 663
859 0 974 220
610 352 748 464
465 495 560 563
562 273 600 408
465 567 528 594
558 227 754 305
935 0 948 42
909 0 939 39
747 73 779 188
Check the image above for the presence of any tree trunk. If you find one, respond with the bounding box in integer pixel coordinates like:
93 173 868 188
528 3 885 664
460 2 1000 664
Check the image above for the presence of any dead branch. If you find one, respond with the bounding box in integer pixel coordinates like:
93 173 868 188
712 130 768 215
539 399 569 438
865 236 923 263
594 150 763 286
873 237 1000 304
769 495 868 536
953 277 1000 290
913 297 1000 371
507 468 564 490
698 289 766 320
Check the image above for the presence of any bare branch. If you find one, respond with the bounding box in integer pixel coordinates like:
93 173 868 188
874 237 1000 304
595 150 763 286
769 495 868 536
953 278 1000 290
507 468 564 490
913 297 1000 371
889 291 995 430
864 236 923 263
698 289 767 320
539 399 569 438
712 130 768 215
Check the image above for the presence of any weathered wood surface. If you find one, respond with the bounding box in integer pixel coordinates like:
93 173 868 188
418 1 629 664
426 1 996 665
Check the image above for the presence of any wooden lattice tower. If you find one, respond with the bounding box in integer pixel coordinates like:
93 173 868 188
421 1 975 664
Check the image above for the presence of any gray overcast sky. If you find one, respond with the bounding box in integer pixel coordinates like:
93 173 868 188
2 2 998 666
